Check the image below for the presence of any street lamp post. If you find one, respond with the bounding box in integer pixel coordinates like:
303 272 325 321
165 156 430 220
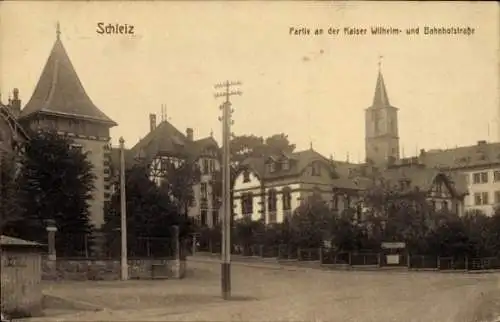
119 137 128 281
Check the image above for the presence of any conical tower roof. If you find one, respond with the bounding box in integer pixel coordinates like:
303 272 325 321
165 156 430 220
20 24 117 126
372 70 390 108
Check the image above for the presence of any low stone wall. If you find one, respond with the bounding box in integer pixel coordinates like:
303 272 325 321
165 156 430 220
42 257 182 281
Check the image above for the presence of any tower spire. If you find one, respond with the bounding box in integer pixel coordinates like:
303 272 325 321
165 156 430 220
373 56 390 107
56 21 61 40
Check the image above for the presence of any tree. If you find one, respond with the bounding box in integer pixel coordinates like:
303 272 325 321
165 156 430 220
10 131 95 256
230 133 296 163
264 133 296 154
288 196 332 249
230 135 265 163
160 157 201 220
0 152 21 234
329 208 368 252
360 170 433 253
487 208 500 256
104 163 180 256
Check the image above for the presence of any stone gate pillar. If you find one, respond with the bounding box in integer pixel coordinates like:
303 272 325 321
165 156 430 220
45 219 58 279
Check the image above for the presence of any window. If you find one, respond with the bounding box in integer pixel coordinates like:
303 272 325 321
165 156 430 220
268 189 277 213
311 162 321 176
332 194 339 210
282 160 290 170
209 159 216 173
212 210 219 225
474 192 489 205
268 211 277 224
282 188 292 211
346 195 351 208
495 191 500 204
201 183 208 199
241 192 253 215
200 209 207 226
494 171 500 182
464 173 470 185
442 201 449 211
473 172 488 184
268 162 276 173
243 170 250 183
202 159 209 174
70 143 83 153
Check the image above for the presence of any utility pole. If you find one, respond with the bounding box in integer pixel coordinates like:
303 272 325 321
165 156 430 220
214 80 242 300
119 136 128 281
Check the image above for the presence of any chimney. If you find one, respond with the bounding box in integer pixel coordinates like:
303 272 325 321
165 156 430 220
149 113 157 132
9 88 21 117
186 128 193 141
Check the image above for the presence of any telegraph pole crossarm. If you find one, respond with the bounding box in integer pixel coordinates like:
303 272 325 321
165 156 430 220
214 80 242 301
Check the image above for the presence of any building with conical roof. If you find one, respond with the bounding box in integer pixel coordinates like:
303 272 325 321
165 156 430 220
16 24 117 229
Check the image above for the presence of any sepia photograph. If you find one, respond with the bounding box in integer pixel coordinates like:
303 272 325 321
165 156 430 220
0 1 499 321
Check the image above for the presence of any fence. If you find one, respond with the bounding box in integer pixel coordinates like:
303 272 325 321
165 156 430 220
50 233 177 259
194 243 500 271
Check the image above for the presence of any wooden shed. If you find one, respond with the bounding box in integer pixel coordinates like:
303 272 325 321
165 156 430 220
1 235 45 318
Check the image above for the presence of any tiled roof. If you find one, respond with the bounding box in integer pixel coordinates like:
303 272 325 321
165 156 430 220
378 164 467 197
192 136 220 157
128 121 219 165
0 235 43 247
19 36 116 126
239 148 339 182
419 141 500 170
129 121 189 163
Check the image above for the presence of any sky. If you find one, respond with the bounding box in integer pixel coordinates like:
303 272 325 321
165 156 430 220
1 1 498 162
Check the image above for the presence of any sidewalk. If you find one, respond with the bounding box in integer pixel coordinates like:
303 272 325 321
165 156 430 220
190 254 500 274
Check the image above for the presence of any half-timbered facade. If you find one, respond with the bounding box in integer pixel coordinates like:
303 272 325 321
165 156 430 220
415 142 500 216
128 114 221 227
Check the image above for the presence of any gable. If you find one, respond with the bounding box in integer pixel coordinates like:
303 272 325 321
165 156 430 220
233 168 261 191
429 174 454 199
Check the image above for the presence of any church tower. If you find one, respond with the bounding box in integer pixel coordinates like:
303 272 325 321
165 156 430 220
365 60 400 166
17 23 117 230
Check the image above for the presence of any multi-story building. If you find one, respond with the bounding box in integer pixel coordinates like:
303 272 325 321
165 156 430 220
126 113 222 227
14 26 117 229
417 141 500 215
232 148 365 223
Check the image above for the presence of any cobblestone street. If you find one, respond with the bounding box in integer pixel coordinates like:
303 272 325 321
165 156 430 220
27 259 500 322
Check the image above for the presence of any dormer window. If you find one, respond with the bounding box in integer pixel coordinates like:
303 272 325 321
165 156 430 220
70 143 83 153
268 162 276 173
243 170 250 183
311 162 321 176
